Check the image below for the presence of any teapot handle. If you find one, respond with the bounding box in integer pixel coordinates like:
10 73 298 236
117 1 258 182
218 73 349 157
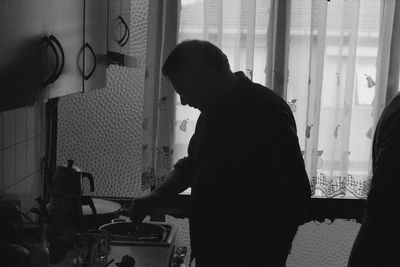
81 172 95 192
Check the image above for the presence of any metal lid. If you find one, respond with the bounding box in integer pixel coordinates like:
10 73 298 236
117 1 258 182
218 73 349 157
99 222 166 243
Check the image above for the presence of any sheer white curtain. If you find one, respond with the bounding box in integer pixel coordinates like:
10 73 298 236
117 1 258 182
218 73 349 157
172 0 400 199
174 0 273 163
287 0 400 198
142 0 179 189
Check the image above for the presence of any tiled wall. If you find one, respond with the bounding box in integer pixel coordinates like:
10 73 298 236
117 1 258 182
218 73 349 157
0 103 46 215
57 0 147 198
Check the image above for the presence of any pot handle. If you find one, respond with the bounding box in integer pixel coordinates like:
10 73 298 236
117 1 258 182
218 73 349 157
111 218 128 223
82 196 97 215
81 172 95 192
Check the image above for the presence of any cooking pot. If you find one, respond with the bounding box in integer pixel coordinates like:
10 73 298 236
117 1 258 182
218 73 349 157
99 220 167 243
97 220 178 267
82 198 123 230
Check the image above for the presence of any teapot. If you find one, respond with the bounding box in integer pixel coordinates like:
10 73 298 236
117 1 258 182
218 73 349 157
47 160 95 232
48 160 94 196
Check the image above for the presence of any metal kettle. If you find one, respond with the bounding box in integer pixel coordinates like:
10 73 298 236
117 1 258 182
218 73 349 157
48 159 94 196
47 160 95 232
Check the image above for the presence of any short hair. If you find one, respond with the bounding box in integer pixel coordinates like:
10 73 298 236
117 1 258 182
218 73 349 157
162 39 231 79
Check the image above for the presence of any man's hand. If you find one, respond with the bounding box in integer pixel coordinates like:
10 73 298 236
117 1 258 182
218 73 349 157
128 193 159 223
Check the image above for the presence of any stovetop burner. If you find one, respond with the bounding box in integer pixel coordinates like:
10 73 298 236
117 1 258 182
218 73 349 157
99 220 175 245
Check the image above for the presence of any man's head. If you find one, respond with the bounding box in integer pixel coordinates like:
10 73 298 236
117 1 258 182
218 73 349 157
162 40 233 111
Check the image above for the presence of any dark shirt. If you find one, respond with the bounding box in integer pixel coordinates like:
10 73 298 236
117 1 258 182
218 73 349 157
348 93 400 267
366 92 400 225
174 72 310 266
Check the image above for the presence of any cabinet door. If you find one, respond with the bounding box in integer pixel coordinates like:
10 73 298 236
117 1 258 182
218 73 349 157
84 0 108 92
45 0 84 99
0 0 46 111
108 0 122 54
120 0 132 56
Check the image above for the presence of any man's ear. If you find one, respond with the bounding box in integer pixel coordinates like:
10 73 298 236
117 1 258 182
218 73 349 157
205 68 220 86
207 67 219 79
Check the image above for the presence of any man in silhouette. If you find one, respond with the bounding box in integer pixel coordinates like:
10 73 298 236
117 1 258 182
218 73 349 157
348 92 400 267
129 40 310 266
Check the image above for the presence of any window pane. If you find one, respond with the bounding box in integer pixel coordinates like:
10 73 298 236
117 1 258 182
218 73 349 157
287 0 381 199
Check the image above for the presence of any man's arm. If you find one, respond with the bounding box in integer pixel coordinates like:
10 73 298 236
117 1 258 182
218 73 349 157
366 109 400 224
149 166 191 204
128 158 192 222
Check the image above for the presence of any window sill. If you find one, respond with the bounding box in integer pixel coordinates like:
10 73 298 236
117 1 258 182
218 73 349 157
108 189 366 223
153 189 366 223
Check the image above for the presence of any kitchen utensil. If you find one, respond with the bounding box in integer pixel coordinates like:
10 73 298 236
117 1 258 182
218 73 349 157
99 221 166 243
82 198 122 230
48 159 94 196
98 220 178 267
47 159 95 232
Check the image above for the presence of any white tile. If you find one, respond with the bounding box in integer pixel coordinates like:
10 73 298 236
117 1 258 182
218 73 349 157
41 135 47 159
16 171 42 214
2 146 16 188
2 184 16 199
34 104 42 136
3 109 16 148
27 137 42 175
16 142 27 180
41 104 47 135
16 176 33 214
0 112 3 149
26 106 35 139
15 107 27 143
26 138 35 175
34 137 43 170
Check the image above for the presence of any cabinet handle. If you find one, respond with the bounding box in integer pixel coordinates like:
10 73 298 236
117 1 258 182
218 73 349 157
117 16 127 44
84 43 97 80
41 36 59 86
49 35 65 82
118 16 130 47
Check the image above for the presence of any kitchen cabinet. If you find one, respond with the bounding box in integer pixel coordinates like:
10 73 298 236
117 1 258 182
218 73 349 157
0 0 108 110
44 0 108 99
107 0 137 67
82 0 108 92
44 0 85 99
0 0 46 111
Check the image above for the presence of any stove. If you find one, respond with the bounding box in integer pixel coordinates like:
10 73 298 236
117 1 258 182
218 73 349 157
100 220 182 267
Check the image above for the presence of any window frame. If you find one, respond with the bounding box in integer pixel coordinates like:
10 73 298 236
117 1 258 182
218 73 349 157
156 0 400 222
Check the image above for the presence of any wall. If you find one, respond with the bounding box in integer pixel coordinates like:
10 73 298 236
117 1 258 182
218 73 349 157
57 0 148 197
0 103 46 214
53 1 363 266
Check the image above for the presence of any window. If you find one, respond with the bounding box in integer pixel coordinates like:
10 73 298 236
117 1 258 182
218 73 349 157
173 0 398 200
